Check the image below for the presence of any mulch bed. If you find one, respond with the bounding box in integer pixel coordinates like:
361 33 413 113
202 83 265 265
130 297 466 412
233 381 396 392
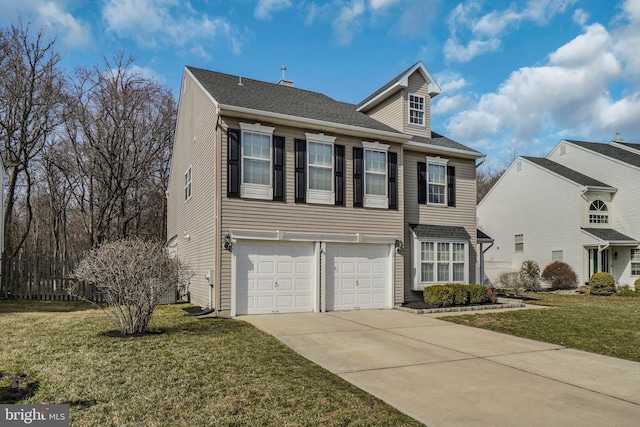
402 301 501 310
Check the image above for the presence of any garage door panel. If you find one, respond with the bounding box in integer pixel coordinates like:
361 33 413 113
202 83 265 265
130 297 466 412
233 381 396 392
236 241 315 315
326 243 391 311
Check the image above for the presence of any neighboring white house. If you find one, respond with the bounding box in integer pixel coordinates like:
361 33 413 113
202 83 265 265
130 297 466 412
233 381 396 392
478 139 640 287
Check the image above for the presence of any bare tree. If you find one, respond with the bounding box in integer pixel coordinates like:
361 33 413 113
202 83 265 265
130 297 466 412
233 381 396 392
65 52 176 248
476 163 505 203
0 20 67 256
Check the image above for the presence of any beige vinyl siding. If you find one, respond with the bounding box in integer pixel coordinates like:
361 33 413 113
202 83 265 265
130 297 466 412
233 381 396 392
219 116 405 312
365 91 404 131
403 150 478 301
403 73 432 138
167 73 218 307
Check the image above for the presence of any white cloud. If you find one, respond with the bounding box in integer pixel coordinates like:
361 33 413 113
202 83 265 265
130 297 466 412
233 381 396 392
369 0 400 10
332 0 365 45
444 0 577 63
444 21 633 152
254 0 292 20
102 0 246 56
0 0 93 49
572 8 589 26
436 71 469 92
432 94 470 115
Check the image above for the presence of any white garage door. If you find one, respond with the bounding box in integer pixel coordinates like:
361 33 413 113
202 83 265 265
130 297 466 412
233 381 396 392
236 241 315 315
325 243 391 311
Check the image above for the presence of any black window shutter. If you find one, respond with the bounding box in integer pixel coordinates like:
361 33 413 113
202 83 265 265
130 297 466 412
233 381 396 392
273 136 285 201
388 152 398 210
227 129 241 198
353 147 363 208
334 144 345 206
447 165 456 207
294 139 306 203
417 162 427 204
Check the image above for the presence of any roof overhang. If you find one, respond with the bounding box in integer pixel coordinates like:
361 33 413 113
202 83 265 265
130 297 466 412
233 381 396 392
404 140 485 160
218 104 410 144
583 185 617 193
581 228 640 247
357 62 442 113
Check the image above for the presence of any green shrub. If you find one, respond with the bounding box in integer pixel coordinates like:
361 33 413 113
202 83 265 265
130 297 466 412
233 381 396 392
423 285 455 307
634 277 640 292
468 284 490 304
589 272 616 296
616 289 639 297
424 284 491 306
448 284 470 305
542 261 578 290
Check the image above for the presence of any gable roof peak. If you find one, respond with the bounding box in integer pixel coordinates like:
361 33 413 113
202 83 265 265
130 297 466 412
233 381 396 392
356 61 442 112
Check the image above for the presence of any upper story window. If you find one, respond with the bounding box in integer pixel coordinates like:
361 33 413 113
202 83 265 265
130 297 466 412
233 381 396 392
409 93 425 126
589 200 608 224
418 157 456 207
240 122 275 200
306 133 336 205
515 234 524 252
363 141 389 208
184 166 192 201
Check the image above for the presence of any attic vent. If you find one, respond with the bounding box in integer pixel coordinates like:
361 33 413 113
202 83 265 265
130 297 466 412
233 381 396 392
560 143 566 155
277 65 294 87
516 161 522 172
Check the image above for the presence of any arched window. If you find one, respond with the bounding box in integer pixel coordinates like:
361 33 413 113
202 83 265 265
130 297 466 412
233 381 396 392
589 200 608 224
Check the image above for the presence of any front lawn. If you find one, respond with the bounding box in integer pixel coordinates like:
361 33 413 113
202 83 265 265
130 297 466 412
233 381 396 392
0 300 422 426
442 293 640 362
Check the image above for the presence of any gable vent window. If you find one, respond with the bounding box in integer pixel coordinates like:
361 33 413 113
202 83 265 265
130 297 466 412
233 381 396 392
589 200 608 224
409 94 425 126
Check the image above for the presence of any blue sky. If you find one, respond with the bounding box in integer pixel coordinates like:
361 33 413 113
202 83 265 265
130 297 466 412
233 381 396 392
1 0 639 167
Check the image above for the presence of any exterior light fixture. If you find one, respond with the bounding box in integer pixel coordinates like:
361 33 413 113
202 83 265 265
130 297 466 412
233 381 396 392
395 239 403 254
224 234 232 251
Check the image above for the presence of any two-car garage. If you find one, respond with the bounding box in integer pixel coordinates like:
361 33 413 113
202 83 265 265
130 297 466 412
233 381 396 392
234 240 393 316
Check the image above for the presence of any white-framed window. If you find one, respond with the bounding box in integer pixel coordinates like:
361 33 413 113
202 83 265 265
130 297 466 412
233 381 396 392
515 234 524 252
415 238 468 288
552 250 564 262
363 141 389 208
409 93 425 126
631 249 640 276
427 156 448 205
306 132 335 204
184 166 192 201
589 200 609 224
240 122 275 200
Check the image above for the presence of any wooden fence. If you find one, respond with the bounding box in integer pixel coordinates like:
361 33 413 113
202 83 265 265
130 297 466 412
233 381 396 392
1 256 104 302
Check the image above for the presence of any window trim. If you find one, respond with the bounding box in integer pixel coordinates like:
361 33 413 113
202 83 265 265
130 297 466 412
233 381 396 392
184 166 192 202
412 235 469 290
305 132 336 205
408 93 425 126
427 156 448 206
515 234 524 252
362 141 389 209
631 248 640 276
240 122 275 200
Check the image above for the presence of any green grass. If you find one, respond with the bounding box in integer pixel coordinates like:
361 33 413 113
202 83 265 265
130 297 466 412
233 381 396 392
442 293 640 362
0 300 422 426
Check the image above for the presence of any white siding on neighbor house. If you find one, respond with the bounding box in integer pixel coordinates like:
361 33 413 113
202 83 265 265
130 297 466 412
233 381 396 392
219 116 405 314
548 142 640 286
167 72 219 308
477 157 599 286
403 150 478 302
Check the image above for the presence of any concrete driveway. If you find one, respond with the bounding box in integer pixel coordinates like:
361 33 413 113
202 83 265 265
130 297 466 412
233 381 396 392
242 309 640 427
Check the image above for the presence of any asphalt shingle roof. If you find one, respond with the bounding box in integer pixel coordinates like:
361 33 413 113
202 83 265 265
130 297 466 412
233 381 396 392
581 228 638 243
410 224 471 240
356 61 420 109
523 157 612 188
187 66 401 134
413 132 483 155
566 140 640 168
477 229 493 241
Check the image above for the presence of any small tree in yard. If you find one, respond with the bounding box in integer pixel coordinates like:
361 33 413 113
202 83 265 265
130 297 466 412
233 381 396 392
542 261 578 290
73 238 192 335
519 260 542 292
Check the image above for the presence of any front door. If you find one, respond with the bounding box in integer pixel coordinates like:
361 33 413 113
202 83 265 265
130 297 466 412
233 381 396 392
589 248 610 276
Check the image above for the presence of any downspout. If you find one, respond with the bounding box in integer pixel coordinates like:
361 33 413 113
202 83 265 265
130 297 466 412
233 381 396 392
479 240 494 286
